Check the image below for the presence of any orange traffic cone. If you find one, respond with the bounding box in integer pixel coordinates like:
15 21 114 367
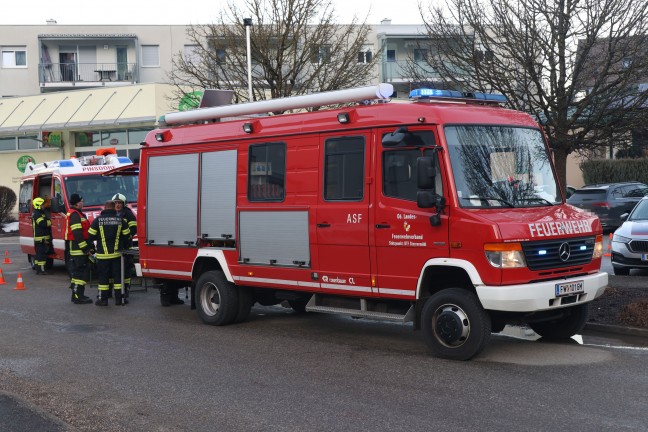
14 272 25 290
604 233 612 257
0 268 5 285
3 250 12 264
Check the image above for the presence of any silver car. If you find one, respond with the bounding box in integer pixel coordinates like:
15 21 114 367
611 196 648 275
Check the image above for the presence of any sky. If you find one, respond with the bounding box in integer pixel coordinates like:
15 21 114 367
0 0 427 26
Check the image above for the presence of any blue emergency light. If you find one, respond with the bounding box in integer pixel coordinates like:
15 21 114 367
409 88 507 103
58 160 75 167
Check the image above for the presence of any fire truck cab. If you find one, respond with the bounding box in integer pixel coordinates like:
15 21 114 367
19 148 137 268
138 84 608 360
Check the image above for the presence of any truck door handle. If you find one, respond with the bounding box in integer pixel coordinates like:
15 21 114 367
317 223 331 228
375 224 391 229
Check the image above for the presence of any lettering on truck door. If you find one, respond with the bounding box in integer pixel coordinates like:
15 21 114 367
315 134 373 295
373 129 450 298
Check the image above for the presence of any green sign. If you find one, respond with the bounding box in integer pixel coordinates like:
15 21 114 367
17 155 35 173
178 91 203 111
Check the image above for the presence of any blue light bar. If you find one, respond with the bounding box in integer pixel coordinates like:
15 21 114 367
58 160 74 167
117 157 133 164
409 88 507 103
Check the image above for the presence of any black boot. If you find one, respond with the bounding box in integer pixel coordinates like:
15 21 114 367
72 285 92 304
36 265 49 275
115 291 129 306
124 283 130 299
95 291 108 306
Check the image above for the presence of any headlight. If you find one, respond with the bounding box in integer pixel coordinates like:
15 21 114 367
612 233 631 243
593 234 603 259
484 243 526 268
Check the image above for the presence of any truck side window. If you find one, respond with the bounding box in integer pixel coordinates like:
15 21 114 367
248 142 286 202
383 148 442 201
323 136 365 201
19 181 34 213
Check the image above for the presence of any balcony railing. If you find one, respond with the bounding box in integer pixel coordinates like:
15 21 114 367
39 63 137 85
381 60 439 82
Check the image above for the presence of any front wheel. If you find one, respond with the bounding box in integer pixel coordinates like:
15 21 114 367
195 271 239 326
421 288 491 361
529 304 589 339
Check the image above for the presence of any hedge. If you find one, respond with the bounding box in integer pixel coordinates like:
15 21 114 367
580 159 648 185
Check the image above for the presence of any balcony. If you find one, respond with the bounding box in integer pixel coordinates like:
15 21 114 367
381 60 439 83
39 62 137 89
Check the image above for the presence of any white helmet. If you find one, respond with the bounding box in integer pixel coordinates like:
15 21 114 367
112 193 126 203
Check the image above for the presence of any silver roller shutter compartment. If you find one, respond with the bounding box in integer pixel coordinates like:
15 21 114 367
200 150 237 240
239 211 310 266
147 153 199 246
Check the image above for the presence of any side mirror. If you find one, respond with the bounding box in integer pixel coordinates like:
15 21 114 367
416 156 437 190
417 191 437 208
620 212 629 220
382 127 408 147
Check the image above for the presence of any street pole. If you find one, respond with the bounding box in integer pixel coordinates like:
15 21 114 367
244 18 253 102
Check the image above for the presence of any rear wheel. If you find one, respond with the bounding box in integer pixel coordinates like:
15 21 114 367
195 271 239 326
421 288 491 361
529 304 589 339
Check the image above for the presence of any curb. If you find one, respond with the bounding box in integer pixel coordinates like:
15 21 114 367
584 322 648 338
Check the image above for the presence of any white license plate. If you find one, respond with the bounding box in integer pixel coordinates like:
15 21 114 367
555 280 584 297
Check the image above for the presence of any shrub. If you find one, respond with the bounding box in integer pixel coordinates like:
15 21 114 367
580 159 648 185
0 186 17 226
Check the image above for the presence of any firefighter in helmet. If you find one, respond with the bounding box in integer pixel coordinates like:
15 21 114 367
88 200 131 306
65 194 93 304
112 193 137 297
31 197 52 275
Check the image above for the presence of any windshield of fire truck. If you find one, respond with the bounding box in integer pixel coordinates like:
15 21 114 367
445 125 560 208
64 174 138 208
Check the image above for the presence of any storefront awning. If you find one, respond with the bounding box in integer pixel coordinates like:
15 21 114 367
0 83 167 135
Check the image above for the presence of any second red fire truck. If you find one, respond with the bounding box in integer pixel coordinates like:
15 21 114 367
136 84 608 360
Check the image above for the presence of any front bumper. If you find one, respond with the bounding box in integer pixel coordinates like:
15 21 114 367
476 272 608 312
611 242 648 269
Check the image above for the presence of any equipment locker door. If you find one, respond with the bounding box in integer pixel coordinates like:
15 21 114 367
373 128 450 298
315 134 374 295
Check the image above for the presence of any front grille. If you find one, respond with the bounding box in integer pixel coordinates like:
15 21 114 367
628 240 648 253
522 236 595 271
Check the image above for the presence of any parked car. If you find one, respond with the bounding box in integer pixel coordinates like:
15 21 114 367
565 185 576 199
611 196 648 275
566 182 648 230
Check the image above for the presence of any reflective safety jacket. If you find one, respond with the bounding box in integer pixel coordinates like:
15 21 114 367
32 208 52 242
88 209 131 259
117 205 137 238
66 208 91 256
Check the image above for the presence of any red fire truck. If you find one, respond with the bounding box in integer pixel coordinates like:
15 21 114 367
137 84 607 360
19 148 138 269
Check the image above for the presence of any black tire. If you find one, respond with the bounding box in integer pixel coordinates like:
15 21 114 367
529 303 589 339
234 286 253 323
421 288 491 361
288 299 308 314
613 266 630 276
195 271 239 326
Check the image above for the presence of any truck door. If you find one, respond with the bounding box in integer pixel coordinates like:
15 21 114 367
49 177 67 260
316 134 374 294
373 128 450 298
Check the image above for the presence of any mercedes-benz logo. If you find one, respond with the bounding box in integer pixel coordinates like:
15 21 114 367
558 242 571 261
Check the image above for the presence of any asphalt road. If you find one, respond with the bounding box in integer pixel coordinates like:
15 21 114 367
1 237 647 432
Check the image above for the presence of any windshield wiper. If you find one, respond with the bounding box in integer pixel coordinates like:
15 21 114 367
515 197 555 206
460 196 514 207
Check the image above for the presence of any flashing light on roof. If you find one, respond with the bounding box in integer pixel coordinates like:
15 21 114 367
409 88 507 103
117 157 132 164
58 160 75 167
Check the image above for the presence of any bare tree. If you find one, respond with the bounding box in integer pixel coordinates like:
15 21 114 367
168 0 378 111
413 0 648 190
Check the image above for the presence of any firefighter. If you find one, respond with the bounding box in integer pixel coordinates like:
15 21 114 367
65 194 93 304
112 193 136 297
88 200 131 306
31 197 52 275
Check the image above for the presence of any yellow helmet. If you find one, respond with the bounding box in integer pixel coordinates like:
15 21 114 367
33 197 45 209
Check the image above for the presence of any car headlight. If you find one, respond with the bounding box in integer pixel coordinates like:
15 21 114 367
484 243 526 268
612 233 631 243
593 234 603 259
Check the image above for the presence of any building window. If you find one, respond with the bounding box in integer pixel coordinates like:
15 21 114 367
248 142 286 202
141 45 160 67
101 130 127 146
622 58 632 70
215 48 226 65
386 49 396 62
358 48 373 64
311 45 331 64
18 135 39 150
2 47 27 68
413 49 428 62
0 137 16 151
324 136 365 201
128 129 149 144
